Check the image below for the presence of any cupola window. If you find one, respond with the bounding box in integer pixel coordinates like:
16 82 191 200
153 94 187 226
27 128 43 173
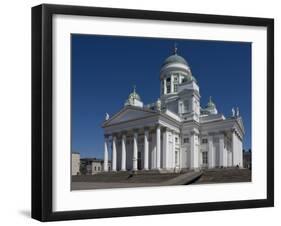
166 77 171 93
202 138 208 144
184 100 189 113
174 84 178 92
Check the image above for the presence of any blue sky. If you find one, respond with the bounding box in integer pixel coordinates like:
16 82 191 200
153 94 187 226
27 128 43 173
71 34 251 158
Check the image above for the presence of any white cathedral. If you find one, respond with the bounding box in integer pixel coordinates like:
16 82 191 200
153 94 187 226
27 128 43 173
102 46 245 172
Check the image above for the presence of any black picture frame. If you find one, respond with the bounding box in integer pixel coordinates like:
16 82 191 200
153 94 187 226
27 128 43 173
32 3 274 222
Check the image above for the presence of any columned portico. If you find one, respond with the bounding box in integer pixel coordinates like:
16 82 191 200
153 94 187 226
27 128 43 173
104 126 175 172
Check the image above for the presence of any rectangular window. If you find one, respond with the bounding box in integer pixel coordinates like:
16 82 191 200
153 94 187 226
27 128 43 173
202 138 208 144
175 137 178 143
184 100 189 112
174 84 178 92
175 151 178 164
202 152 208 164
183 138 189 143
167 85 171 93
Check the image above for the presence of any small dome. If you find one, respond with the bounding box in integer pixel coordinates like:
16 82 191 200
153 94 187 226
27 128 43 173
203 96 218 115
124 86 143 108
162 44 189 67
162 54 188 66
206 96 216 109
128 86 141 101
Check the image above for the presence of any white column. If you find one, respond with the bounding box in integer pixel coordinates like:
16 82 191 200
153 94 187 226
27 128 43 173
231 130 237 166
151 133 156 169
171 75 174 93
144 129 149 170
103 136 109 172
172 131 176 168
163 79 167 95
232 129 243 168
156 125 161 169
162 128 169 169
112 135 117 172
208 135 214 168
133 131 138 171
219 134 227 167
121 134 126 171
190 132 199 169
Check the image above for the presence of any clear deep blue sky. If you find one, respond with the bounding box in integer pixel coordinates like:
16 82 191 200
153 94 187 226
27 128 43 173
71 34 251 158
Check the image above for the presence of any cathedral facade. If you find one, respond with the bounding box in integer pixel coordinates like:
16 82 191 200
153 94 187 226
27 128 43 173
102 47 244 172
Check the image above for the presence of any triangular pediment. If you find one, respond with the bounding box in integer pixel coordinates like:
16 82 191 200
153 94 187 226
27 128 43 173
103 106 157 127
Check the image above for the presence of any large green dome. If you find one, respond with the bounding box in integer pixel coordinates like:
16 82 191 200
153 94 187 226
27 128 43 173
162 54 188 66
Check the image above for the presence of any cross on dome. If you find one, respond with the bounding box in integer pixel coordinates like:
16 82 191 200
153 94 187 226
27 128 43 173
173 42 178 55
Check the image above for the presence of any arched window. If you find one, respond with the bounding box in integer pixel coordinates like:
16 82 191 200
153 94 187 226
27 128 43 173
184 100 189 112
166 77 171 93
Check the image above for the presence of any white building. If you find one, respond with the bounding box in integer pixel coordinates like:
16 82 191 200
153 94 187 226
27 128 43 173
72 152 80 175
80 158 112 175
102 46 245 172
91 159 112 174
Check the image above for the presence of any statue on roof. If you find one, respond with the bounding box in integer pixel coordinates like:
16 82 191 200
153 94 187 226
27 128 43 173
232 107 235 117
156 98 161 111
236 107 240 117
105 112 109 120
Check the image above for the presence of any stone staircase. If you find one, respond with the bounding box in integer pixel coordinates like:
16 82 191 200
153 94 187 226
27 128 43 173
193 168 251 184
72 171 181 183
72 170 202 185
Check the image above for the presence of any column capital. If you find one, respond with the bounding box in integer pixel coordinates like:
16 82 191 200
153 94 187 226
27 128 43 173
218 132 225 138
155 123 161 129
190 130 199 136
121 133 127 140
104 134 110 139
208 132 216 136
144 126 151 131
121 130 127 135
111 132 118 137
207 135 214 142
133 128 139 134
